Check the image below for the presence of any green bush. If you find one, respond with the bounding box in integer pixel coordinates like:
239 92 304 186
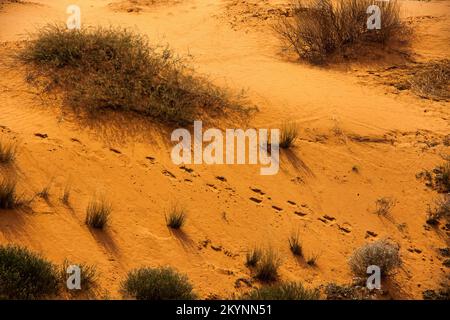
121 266 196 300
243 281 320 300
0 245 60 299
21 25 249 124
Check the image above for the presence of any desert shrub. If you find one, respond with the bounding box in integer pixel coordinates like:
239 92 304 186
121 266 196 300
85 198 111 229
288 231 302 256
165 204 186 229
61 259 98 294
374 197 395 216
0 245 60 299
243 281 319 300
306 252 319 266
21 25 250 124
433 161 450 193
0 178 23 209
349 239 401 278
255 248 281 282
423 281 450 300
0 139 17 164
275 0 404 63
324 283 382 300
426 195 450 226
37 182 51 200
409 60 450 101
279 122 298 149
61 184 71 205
245 247 262 267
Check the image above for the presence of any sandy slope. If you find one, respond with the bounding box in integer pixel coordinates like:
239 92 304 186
0 0 449 299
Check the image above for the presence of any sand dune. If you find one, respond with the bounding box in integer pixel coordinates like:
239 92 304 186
0 0 449 299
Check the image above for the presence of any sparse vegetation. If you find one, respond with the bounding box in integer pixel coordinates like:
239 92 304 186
288 231 302 256
374 197 395 216
325 282 383 300
61 259 98 294
409 59 450 101
61 184 71 205
306 252 319 266
0 139 17 164
0 178 23 209
423 276 450 300
275 0 406 63
434 161 450 193
418 161 450 193
121 266 196 300
21 25 250 124
37 183 51 200
242 281 320 300
85 198 112 229
0 245 60 299
349 239 401 278
426 195 450 226
245 247 262 267
165 204 186 229
255 248 281 282
279 122 298 149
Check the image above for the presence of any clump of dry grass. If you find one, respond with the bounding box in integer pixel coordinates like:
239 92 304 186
61 259 98 295
288 231 302 256
245 247 262 267
0 178 24 209
279 122 299 149
306 252 319 266
37 182 52 201
426 195 450 226
275 0 406 63
21 25 251 124
374 197 395 216
0 139 17 164
255 248 281 282
409 60 450 101
242 281 320 300
121 266 197 300
165 203 186 229
85 198 112 229
349 239 401 278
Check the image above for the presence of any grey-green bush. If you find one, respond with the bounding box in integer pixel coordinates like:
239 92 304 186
349 239 401 278
121 266 196 300
21 25 250 124
0 245 60 299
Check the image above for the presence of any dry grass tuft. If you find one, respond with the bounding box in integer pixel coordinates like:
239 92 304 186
85 198 112 229
349 239 401 278
409 60 450 101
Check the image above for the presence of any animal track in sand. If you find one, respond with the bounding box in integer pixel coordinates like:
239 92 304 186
162 169 176 179
249 196 262 204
